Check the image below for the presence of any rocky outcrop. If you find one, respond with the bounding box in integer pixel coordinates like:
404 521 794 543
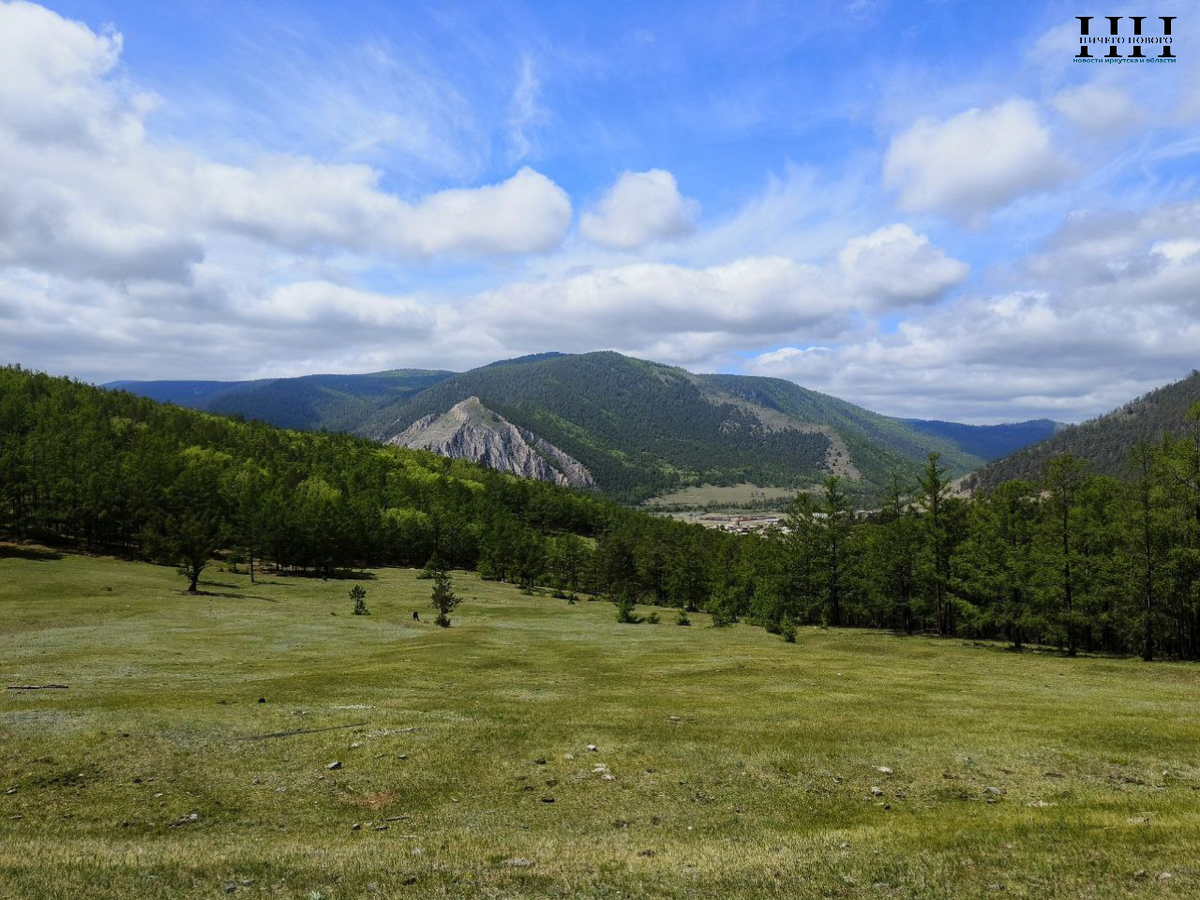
386 397 595 489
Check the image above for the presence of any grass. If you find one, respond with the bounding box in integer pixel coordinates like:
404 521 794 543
643 482 798 509
3 549 1200 899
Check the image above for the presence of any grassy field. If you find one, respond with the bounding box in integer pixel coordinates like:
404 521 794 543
3 549 1200 899
643 482 799 509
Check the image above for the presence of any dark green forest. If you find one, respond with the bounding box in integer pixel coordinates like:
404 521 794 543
116 352 990 502
969 369 1200 489
5 365 1200 660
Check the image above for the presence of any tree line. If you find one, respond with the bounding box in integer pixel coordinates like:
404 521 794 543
5 366 1200 661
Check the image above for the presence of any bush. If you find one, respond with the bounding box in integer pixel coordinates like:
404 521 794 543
350 585 369 616
676 609 691 626
646 611 661 624
780 616 797 643
615 596 641 624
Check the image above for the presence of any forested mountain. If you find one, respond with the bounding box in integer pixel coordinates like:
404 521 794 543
365 353 984 501
108 369 454 432
8 364 1200 659
968 370 1200 490
111 352 1056 502
0 365 724 592
903 418 1061 462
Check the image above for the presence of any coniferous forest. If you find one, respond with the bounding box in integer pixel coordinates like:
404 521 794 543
4 364 1200 660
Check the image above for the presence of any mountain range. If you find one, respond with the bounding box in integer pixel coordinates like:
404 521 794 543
109 351 1062 502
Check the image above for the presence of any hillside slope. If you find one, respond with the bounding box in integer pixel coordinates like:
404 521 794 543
111 352 1062 501
968 369 1200 490
111 369 454 432
365 352 982 500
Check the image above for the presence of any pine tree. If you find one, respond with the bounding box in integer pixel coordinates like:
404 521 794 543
429 564 461 627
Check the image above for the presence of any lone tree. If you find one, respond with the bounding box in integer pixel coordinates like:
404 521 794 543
429 563 461 627
350 585 369 616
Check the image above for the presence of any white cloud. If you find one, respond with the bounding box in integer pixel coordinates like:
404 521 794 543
749 200 1200 422
838 224 968 308
0 2 572 285
1050 82 1143 135
883 98 1068 225
506 54 545 163
580 169 699 249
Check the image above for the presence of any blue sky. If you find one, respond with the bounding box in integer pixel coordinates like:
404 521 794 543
2 0 1198 422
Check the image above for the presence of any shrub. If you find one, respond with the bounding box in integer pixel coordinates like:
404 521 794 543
780 616 797 643
646 611 661 624
350 585 369 616
676 609 691 626
615 596 641 624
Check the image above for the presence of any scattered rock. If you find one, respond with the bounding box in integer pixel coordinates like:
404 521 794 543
504 858 535 868
534 757 547 765
1127 816 1149 825
638 849 656 857
985 786 1005 796
602 773 616 781
545 779 558 788
541 796 555 803
870 787 884 797
592 764 609 774
564 753 575 760
839 842 850 849
326 761 342 771
351 823 361 831
1159 872 1173 882
4 787 15 795
167 812 199 827
587 744 598 752
1027 800 1056 808
350 742 361 749
371 824 388 831
876 766 893 775
222 883 237 894
1134 870 1148 879
257 698 266 704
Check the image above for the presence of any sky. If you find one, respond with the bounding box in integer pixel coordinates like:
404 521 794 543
1 0 1198 423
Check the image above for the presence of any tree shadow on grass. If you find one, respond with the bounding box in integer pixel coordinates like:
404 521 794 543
188 587 279 603
0 544 64 562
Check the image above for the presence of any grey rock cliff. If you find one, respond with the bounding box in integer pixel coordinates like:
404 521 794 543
386 397 595 489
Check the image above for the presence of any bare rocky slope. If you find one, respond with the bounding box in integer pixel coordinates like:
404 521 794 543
387 396 595 489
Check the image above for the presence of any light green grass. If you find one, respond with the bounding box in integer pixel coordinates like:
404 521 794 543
3 548 1200 899
644 482 798 508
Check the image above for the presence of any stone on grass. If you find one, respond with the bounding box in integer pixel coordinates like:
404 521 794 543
504 858 535 868
876 766 893 775
326 761 342 770
870 787 884 797
587 744 598 752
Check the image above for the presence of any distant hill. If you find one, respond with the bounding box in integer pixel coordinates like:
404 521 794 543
112 352 1059 501
361 352 988 501
109 370 454 432
902 418 1062 462
968 369 1200 490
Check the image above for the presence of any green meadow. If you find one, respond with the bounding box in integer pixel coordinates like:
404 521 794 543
2 548 1199 899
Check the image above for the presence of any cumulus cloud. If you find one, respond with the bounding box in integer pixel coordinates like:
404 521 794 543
580 169 699 249
0 1 572 285
837 224 968 308
749 200 1200 422
883 98 1068 225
